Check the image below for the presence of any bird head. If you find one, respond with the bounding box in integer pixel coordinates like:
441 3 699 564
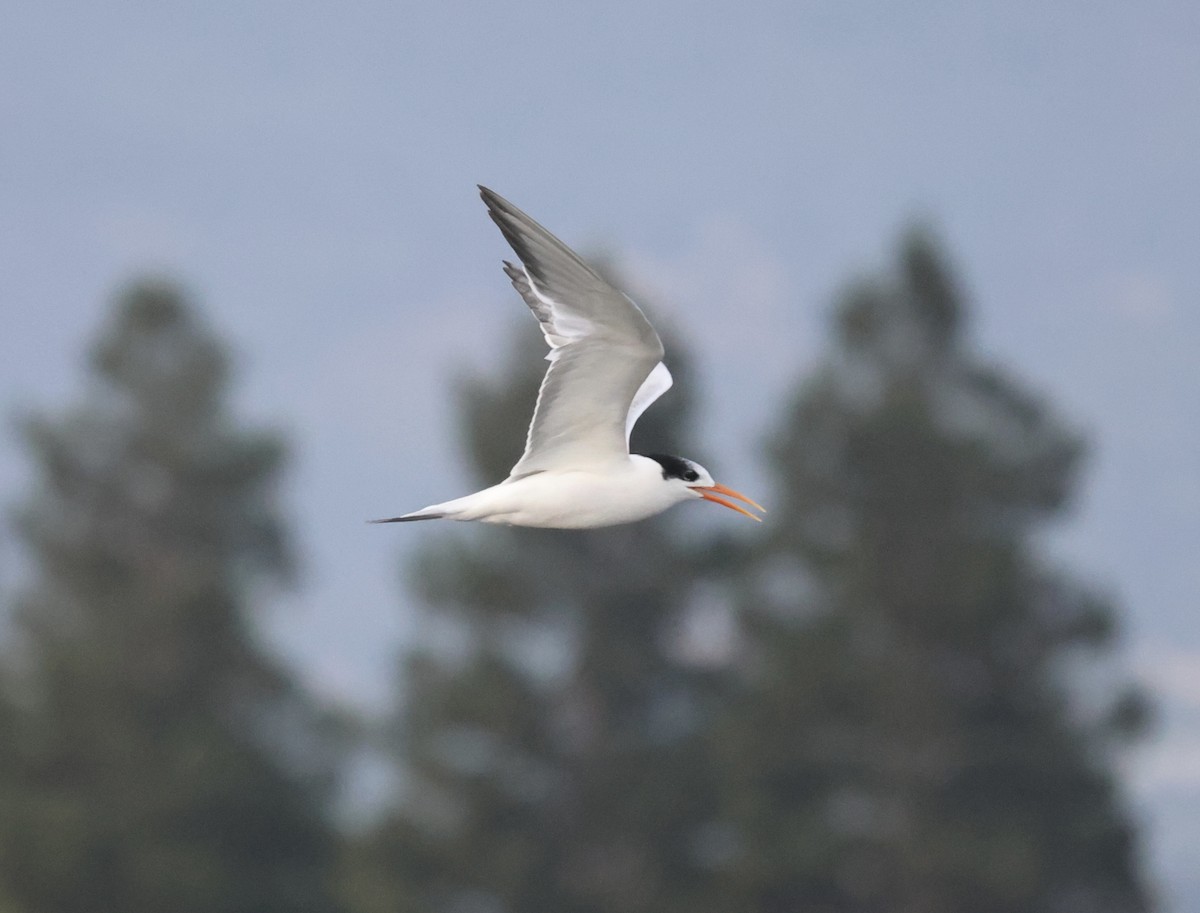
642 453 765 521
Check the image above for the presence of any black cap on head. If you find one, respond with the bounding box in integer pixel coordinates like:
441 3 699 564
643 453 700 482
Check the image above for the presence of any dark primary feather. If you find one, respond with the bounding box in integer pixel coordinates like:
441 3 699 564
479 185 609 303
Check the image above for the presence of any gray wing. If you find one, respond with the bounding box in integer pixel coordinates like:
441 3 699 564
479 186 673 477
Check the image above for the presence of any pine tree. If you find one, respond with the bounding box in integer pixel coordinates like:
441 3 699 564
1 281 344 913
348 284 746 913
711 231 1150 913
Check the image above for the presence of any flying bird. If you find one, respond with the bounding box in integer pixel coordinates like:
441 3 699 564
373 186 764 529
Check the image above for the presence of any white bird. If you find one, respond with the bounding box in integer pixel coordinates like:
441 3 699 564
373 186 764 529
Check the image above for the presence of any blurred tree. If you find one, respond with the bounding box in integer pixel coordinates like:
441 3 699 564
0 681 28 913
0 281 344 913
345 274 748 913
348 236 1151 913
711 231 1150 913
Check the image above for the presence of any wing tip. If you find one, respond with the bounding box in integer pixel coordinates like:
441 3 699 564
478 184 509 217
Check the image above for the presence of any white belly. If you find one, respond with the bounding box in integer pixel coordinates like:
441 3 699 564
445 465 680 529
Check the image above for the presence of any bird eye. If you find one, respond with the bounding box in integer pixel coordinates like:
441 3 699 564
683 469 699 482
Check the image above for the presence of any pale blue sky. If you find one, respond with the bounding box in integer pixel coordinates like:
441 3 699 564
3 1 1198 906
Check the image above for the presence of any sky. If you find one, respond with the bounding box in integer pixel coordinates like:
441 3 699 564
3 0 1198 906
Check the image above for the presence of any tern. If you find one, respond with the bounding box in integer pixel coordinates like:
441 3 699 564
373 186 764 529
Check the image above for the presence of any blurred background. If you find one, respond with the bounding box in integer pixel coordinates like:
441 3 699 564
2 2 1197 911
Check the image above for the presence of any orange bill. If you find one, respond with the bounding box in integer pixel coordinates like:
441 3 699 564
691 482 766 522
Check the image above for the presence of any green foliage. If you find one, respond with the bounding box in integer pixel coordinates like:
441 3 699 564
0 281 343 913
